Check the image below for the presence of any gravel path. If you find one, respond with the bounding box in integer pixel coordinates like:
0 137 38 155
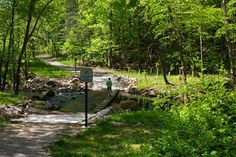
0 123 82 157
0 57 119 157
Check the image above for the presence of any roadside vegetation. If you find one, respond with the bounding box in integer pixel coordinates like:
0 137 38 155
50 73 236 156
29 59 71 78
0 58 70 106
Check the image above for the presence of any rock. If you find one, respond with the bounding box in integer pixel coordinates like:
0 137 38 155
117 100 139 111
69 78 80 84
128 88 140 95
45 102 54 109
0 105 25 120
32 95 42 100
42 89 55 101
47 79 59 87
31 101 46 109
27 72 36 79
0 112 6 120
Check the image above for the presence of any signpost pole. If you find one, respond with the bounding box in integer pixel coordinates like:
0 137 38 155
85 82 88 127
80 68 93 128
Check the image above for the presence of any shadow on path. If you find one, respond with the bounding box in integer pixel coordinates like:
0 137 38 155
0 56 122 157
0 123 81 157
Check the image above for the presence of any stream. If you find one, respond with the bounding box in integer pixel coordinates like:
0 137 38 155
11 75 124 124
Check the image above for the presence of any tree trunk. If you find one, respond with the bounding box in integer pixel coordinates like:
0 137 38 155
14 0 37 95
108 8 113 68
14 0 53 94
0 31 8 90
158 52 172 85
177 40 187 84
167 5 187 84
156 46 172 85
2 38 12 91
222 0 235 86
199 25 204 78
11 0 16 90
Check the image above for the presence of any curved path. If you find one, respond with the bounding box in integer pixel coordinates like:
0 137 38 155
39 56 122 91
0 57 123 157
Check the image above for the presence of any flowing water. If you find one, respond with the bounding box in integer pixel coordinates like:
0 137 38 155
13 75 122 124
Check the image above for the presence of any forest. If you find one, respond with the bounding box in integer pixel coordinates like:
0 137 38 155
0 0 236 93
0 0 236 156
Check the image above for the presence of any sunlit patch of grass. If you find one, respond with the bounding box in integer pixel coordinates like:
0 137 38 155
50 111 170 157
59 59 74 66
29 58 71 78
0 92 24 106
113 70 224 91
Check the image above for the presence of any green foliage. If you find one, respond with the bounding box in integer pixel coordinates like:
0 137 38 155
148 76 236 156
50 75 236 156
0 120 10 126
59 59 74 66
29 59 71 78
50 111 171 157
0 92 23 105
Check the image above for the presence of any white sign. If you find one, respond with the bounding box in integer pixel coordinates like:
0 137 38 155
80 68 93 82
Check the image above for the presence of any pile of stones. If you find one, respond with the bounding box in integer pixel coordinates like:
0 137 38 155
0 103 28 120
24 76 83 93
115 75 137 91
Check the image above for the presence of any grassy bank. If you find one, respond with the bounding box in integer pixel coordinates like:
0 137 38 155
50 74 236 156
113 70 202 89
0 92 24 106
59 59 74 66
50 111 171 157
29 58 71 78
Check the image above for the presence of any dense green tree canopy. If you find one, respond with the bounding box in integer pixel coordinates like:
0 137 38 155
0 0 236 93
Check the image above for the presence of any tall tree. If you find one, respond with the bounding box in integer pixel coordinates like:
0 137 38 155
14 0 53 94
221 0 235 86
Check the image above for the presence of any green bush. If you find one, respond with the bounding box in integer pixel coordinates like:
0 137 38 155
143 76 236 156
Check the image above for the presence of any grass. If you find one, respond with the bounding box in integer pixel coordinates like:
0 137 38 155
0 120 10 126
113 70 222 90
0 92 24 106
50 111 171 157
29 58 71 78
113 70 177 89
49 74 235 156
59 59 74 66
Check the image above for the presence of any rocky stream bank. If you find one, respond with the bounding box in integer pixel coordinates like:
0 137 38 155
0 74 137 121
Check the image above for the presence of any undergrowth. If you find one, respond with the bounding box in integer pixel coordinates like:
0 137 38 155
50 75 235 156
